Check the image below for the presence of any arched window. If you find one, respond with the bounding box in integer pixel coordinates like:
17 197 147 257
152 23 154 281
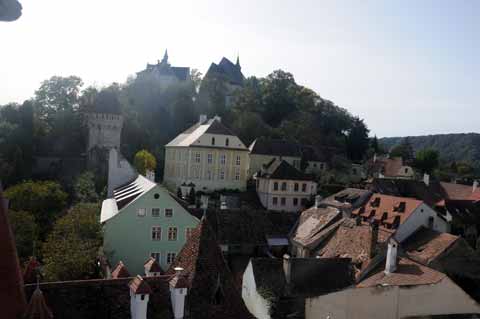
273 182 279 191
281 182 287 191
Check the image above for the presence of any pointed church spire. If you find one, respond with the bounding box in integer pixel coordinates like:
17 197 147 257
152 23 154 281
236 53 240 68
162 49 169 64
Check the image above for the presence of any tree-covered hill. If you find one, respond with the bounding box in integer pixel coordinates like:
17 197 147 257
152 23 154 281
380 133 480 168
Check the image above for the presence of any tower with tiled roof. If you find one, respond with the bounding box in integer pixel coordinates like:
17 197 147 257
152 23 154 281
0 183 27 318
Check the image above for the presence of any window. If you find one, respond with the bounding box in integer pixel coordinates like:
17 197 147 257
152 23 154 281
151 252 161 263
281 182 287 191
225 138 229 146
294 183 299 192
236 155 241 166
404 168 409 174
166 252 176 264
281 197 286 206
154 193 160 199
207 170 212 180
195 153 201 163
220 154 226 165
302 183 307 192
152 208 160 217
165 208 173 218
185 227 194 240
293 198 299 206
272 197 278 206
168 227 178 241
211 137 215 145
207 153 213 164
137 208 146 217
151 226 161 241
274 182 279 191
235 168 240 181
219 170 225 180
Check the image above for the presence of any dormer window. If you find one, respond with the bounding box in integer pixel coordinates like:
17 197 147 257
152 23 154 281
225 138 229 146
394 202 406 213
211 137 215 145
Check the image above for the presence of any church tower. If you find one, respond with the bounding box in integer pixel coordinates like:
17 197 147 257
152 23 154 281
86 90 123 154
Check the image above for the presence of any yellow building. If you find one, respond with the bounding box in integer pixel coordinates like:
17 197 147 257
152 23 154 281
163 115 249 192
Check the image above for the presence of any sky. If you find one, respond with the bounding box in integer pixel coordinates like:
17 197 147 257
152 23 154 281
1 0 479 137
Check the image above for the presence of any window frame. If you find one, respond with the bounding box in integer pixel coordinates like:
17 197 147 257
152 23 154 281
272 197 278 206
151 226 162 241
168 226 178 241
166 252 176 264
235 155 241 166
280 197 286 206
195 152 201 163
273 182 279 191
164 208 173 218
207 153 213 164
281 182 287 191
152 208 160 217
137 208 146 217
220 154 226 165
294 183 299 192
302 183 307 192
151 252 161 263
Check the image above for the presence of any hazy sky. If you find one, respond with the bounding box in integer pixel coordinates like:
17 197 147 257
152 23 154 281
1 0 479 137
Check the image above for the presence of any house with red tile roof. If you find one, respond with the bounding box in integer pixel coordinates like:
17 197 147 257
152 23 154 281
305 240 480 319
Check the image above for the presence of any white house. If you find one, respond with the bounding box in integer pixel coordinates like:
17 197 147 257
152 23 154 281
254 158 317 212
305 240 480 319
163 115 249 192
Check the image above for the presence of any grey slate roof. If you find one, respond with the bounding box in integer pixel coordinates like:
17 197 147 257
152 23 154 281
205 57 244 86
257 159 313 181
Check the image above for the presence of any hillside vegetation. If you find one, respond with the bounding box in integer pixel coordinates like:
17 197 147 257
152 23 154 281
380 133 480 168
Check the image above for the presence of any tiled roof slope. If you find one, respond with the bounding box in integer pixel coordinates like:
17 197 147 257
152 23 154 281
144 257 164 273
111 261 131 279
257 158 313 181
291 206 342 248
321 188 372 209
0 186 27 318
167 216 255 319
352 193 423 229
357 257 445 288
24 276 173 319
204 209 299 246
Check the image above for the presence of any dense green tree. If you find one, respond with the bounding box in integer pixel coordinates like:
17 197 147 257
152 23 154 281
4 180 68 238
134 149 157 175
261 70 298 127
73 171 99 203
390 137 415 162
345 118 370 162
414 148 440 174
42 203 102 281
8 210 37 262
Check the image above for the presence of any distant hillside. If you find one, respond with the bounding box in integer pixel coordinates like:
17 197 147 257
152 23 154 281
380 133 480 168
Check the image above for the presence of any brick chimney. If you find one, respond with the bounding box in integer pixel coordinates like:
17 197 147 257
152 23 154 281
169 267 188 319
283 254 292 285
384 239 398 275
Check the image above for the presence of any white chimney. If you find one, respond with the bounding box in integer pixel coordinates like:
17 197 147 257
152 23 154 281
145 170 155 182
473 180 478 193
199 114 207 124
283 254 292 284
170 267 188 319
423 173 430 186
129 276 151 319
314 195 322 208
384 239 398 275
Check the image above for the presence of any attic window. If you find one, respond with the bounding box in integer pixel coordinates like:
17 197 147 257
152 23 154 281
225 138 229 147
212 137 215 145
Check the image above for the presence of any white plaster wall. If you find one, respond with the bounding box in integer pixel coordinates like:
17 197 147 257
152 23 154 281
306 277 480 319
395 203 449 242
256 177 316 212
163 146 248 192
242 262 272 319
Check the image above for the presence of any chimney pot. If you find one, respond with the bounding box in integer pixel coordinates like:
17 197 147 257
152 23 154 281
199 114 207 124
283 254 292 285
384 239 398 275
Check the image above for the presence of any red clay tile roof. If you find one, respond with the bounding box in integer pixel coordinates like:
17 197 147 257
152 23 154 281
167 216 255 319
352 194 423 230
112 261 131 279
0 186 27 318
129 275 153 295
357 257 445 288
403 227 459 265
440 182 479 201
24 288 53 319
144 257 163 274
